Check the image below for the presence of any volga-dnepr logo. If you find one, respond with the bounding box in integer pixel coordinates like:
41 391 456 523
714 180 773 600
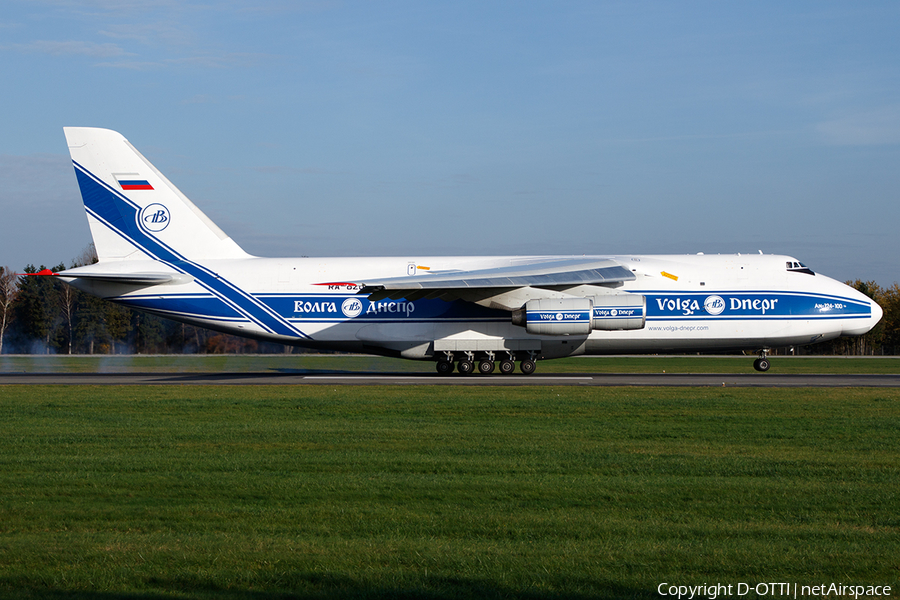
341 298 363 318
655 294 780 316
704 295 726 315
139 203 170 233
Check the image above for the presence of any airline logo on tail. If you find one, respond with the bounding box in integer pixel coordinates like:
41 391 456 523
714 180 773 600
139 203 170 233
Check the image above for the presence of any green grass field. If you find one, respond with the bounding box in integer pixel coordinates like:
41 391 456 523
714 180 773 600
1 385 897 599
1 354 899 374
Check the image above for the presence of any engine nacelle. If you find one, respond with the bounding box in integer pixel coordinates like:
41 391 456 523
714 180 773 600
590 294 646 330
511 294 646 335
512 298 593 335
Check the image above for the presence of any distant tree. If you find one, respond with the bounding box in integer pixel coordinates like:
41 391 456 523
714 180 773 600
75 243 98 267
31 262 74 355
206 333 257 354
73 291 108 354
57 281 77 354
0 266 18 354
13 265 60 354
178 324 210 354
131 311 168 354
59 244 99 354
877 283 900 355
104 303 132 354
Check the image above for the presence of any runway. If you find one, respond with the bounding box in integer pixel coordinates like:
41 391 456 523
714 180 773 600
2 371 899 387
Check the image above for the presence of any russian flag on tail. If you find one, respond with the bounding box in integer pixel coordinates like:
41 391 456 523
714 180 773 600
115 174 154 190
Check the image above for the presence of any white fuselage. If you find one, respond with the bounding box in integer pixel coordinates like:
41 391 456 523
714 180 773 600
66 252 881 361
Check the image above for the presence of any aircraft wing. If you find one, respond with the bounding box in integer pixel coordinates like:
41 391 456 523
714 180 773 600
358 257 635 302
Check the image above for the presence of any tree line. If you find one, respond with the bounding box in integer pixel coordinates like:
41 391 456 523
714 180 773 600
1 246 898 355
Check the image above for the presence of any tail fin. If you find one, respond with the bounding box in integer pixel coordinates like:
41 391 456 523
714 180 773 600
64 127 250 262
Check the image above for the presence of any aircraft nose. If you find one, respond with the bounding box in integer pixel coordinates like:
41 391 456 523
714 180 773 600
841 285 883 336
870 298 884 328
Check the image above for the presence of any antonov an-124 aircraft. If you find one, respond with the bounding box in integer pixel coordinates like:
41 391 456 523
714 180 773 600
53 127 883 374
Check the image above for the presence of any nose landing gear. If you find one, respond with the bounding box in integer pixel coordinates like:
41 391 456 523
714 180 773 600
753 351 771 372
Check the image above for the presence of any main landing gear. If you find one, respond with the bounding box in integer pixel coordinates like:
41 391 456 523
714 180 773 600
435 352 538 376
435 360 454 375
753 351 771 372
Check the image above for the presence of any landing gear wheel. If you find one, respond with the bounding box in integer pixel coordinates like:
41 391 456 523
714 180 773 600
457 360 474 375
436 361 454 375
520 359 536 375
753 357 770 372
478 360 495 375
499 359 516 375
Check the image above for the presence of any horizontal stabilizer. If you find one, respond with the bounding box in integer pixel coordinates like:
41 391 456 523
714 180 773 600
55 271 190 285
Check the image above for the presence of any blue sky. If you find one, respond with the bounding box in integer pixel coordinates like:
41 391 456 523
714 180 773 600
2 1 899 284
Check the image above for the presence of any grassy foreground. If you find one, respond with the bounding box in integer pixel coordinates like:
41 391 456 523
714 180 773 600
0 385 898 599
1 353 899 374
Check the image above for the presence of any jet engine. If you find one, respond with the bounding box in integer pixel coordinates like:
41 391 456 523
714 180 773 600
511 294 645 335
590 293 646 330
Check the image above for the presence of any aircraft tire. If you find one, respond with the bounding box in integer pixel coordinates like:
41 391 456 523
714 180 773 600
753 358 771 372
436 361 454 375
520 359 536 375
499 359 516 375
457 360 474 375
478 360 495 374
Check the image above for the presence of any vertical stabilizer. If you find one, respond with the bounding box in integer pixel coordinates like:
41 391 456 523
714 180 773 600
64 127 250 262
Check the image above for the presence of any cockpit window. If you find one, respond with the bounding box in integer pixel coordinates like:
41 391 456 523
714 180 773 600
786 261 815 275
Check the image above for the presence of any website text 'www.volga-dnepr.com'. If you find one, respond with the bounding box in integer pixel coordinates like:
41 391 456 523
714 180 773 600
657 582 893 599
647 325 710 332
